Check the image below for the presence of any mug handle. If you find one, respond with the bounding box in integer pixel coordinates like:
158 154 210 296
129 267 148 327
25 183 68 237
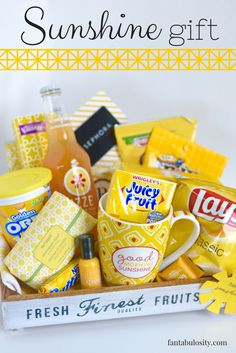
159 210 200 271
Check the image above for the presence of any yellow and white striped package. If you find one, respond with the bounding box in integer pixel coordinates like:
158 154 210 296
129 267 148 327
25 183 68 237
69 91 128 167
4 192 97 289
143 127 228 180
115 117 197 165
5 142 22 172
13 114 48 168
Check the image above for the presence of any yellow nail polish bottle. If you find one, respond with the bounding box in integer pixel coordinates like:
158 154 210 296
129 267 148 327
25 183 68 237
79 234 102 289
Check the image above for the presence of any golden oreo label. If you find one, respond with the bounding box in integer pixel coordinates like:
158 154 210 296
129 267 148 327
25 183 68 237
189 188 236 228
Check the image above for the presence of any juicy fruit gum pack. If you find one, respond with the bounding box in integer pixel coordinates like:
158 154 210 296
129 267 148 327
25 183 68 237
106 170 176 223
172 179 236 275
143 127 228 180
115 117 197 165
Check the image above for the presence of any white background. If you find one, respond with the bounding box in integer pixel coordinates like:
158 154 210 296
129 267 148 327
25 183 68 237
0 0 236 352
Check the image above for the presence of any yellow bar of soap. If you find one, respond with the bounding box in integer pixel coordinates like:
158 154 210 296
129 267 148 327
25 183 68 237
12 114 48 168
39 258 80 293
157 255 204 281
4 192 97 289
106 170 176 224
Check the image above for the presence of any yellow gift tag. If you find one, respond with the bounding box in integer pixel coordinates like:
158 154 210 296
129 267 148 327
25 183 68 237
34 226 74 271
199 271 236 314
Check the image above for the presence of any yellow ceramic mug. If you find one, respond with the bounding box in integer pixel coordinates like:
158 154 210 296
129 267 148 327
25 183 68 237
98 193 200 286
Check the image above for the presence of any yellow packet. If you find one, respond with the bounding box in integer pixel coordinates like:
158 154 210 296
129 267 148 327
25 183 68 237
115 117 197 165
39 258 80 293
143 127 228 179
106 170 176 223
13 114 48 168
172 179 236 275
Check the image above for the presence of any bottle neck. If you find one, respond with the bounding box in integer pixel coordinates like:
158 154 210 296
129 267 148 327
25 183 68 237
42 92 75 143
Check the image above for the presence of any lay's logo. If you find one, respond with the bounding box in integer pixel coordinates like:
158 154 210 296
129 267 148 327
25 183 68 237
189 188 236 228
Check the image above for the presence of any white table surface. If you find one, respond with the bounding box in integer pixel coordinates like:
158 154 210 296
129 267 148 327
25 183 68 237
0 303 235 353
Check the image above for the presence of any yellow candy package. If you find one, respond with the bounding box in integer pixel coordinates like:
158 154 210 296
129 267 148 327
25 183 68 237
122 162 222 186
106 170 176 223
143 127 228 180
172 179 236 275
115 117 197 165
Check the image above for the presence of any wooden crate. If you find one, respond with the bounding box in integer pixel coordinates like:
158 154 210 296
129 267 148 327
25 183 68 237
1 278 209 330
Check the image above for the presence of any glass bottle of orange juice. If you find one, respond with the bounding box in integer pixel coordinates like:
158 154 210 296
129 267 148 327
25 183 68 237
40 85 98 218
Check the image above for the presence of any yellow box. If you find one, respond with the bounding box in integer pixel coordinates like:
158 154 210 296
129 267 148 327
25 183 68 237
158 255 204 281
115 117 197 165
143 127 228 179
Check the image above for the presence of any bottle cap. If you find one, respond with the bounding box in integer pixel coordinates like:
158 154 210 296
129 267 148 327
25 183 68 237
79 234 95 260
40 85 61 97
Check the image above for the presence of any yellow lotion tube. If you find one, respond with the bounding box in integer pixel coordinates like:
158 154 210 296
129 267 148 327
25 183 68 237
79 234 102 289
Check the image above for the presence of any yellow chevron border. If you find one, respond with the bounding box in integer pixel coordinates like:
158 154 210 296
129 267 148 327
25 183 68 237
0 49 236 70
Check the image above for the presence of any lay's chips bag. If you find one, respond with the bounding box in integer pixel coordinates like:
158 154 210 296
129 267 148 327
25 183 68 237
173 179 236 275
